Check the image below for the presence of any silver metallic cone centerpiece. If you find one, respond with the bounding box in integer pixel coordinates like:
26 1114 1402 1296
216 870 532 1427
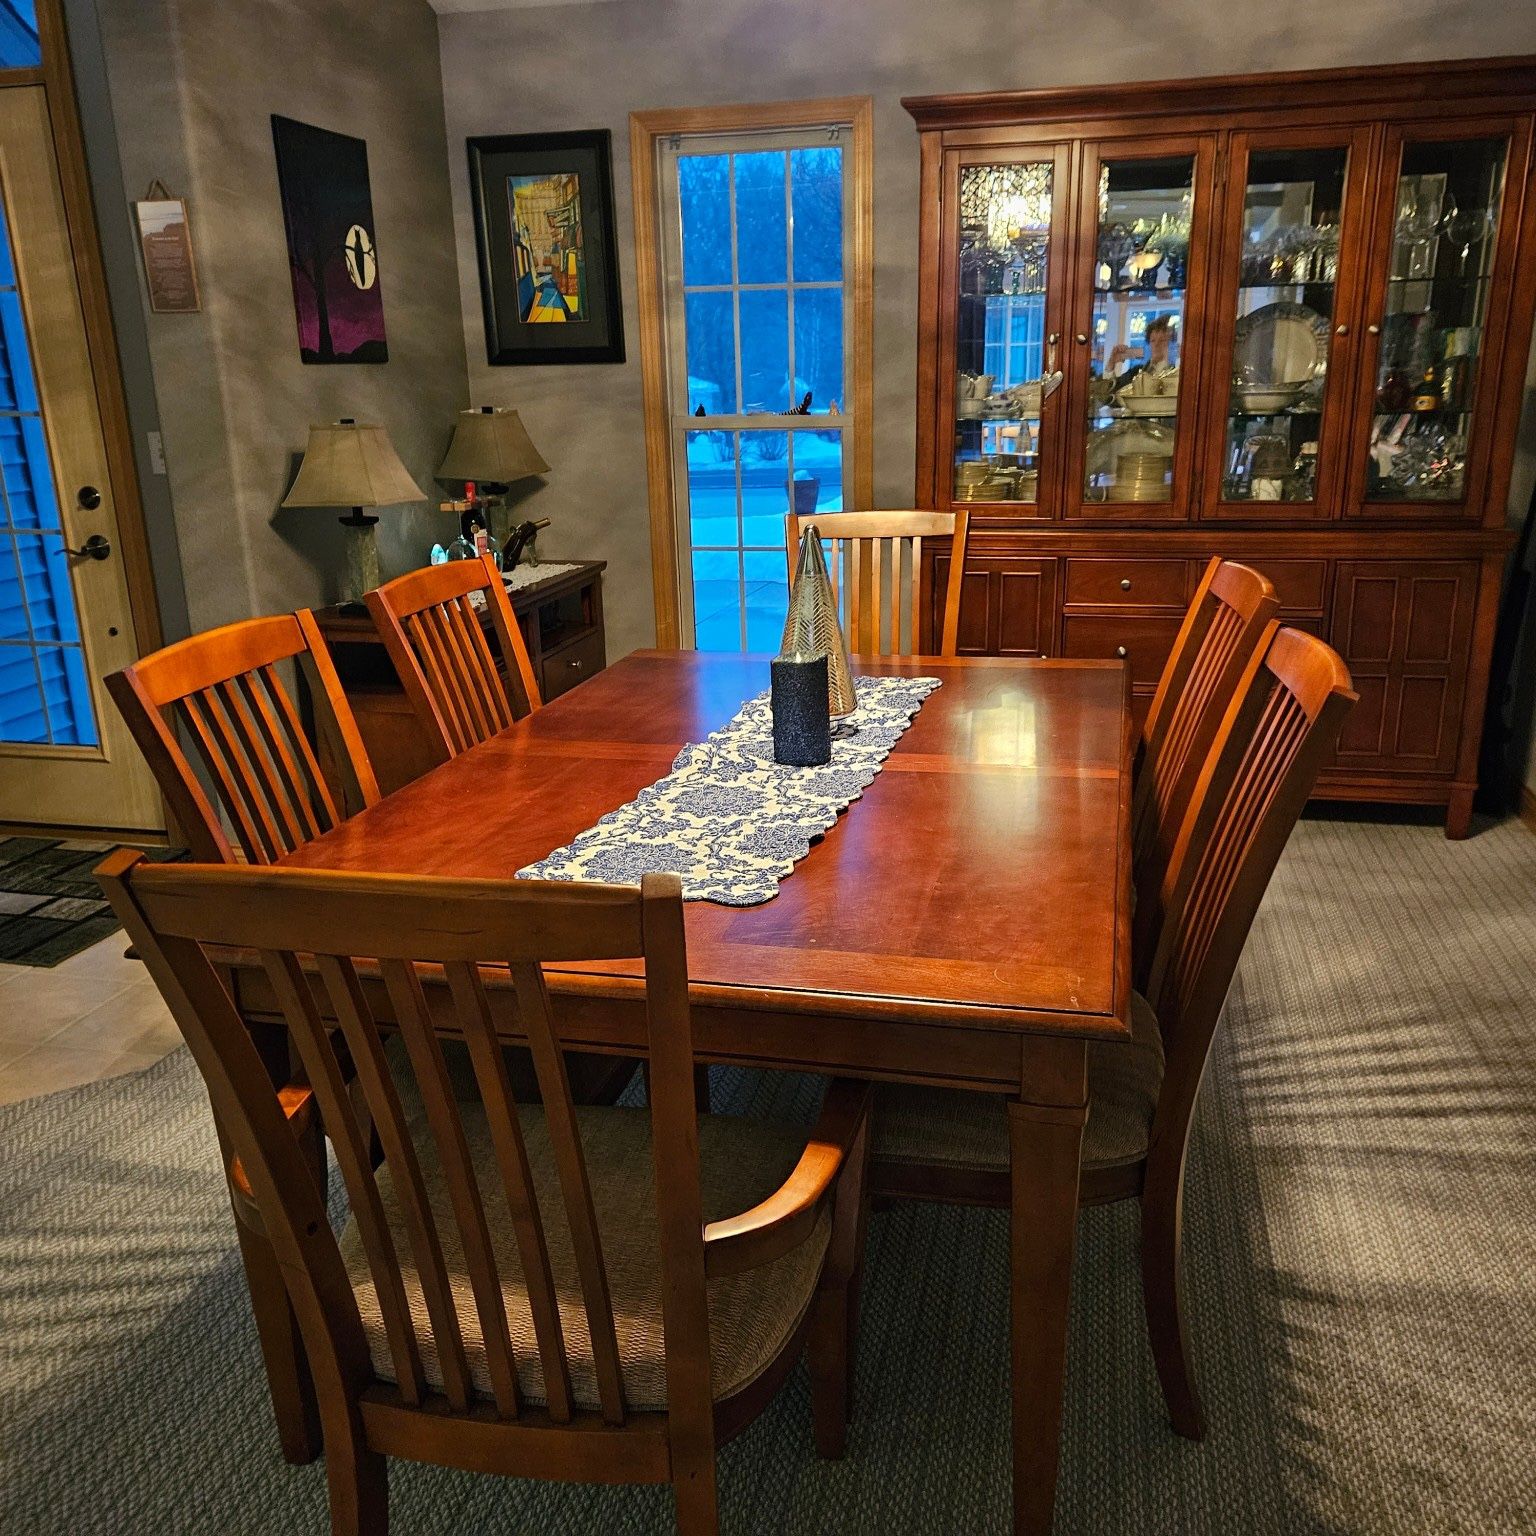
781 524 857 718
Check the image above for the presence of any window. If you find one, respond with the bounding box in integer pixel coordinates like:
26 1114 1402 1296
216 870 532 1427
0 2 40 70
0 191 96 745
632 100 872 650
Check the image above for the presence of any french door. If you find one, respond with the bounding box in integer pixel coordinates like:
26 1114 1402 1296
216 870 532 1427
0 85 159 829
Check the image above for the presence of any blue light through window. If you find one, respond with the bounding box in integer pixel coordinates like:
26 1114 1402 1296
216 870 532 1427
0 194 97 745
0 2 41 70
677 139 847 651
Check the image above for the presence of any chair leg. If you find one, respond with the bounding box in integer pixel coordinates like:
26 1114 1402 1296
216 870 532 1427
671 1455 719 1536
232 1213 323 1463
1139 1150 1206 1441
808 1286 850 1459
324 1429 389 1536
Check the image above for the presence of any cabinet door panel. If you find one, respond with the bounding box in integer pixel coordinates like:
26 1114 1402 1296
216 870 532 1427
943 147 1073 517
1329 560 1476 773
1202 129 1373 519
1256 557 1329 615
933 553 1057 656
1065 136 1217 522
1347 120 1532 518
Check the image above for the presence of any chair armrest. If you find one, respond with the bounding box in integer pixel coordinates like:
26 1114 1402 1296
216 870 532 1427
703 1077 871 1279
229 1083 314 1224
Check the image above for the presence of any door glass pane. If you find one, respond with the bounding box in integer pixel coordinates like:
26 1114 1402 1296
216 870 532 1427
0 197 96 746
955 163 1051 506
673 130 849 649
1365 136 1507 502
1084 156 1194 505
1222 147 1347 503
0 1 40 70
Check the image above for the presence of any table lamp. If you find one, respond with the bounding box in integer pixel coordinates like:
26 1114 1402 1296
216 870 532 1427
437 405 549 552
281 419 426 602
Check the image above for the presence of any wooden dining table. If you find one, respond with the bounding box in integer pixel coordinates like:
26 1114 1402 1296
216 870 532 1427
248 648 1134 1534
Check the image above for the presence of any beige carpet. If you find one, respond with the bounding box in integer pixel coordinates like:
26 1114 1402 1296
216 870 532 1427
0 816 1531 1533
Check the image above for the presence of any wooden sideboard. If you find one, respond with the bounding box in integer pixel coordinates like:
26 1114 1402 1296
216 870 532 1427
906 57 1536 836
315 560 606 794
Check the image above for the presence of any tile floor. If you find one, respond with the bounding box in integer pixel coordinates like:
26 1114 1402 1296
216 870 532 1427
0 933 180 1106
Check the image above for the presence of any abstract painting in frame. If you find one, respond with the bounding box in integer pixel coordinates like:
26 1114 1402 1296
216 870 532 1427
468 130 625 365
271 115 388 364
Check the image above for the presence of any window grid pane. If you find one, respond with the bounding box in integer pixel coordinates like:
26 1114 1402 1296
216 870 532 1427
0 188 97 746
673 130 849 650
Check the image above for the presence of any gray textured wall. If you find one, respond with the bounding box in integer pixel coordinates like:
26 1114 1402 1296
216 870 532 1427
95 0 469 634
439 0 1536 667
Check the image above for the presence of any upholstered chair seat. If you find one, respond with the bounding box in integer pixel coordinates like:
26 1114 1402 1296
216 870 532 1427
341 1102 832 1410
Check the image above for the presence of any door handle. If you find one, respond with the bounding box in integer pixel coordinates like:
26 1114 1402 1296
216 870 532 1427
65 534 112 562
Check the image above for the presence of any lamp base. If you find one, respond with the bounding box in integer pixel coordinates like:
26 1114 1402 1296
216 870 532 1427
341 514 380 600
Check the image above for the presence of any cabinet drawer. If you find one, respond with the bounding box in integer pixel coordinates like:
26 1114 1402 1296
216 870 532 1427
1065 558 1190 609
1257 559 1328 615
1061 616 1183 688
541 628 605 701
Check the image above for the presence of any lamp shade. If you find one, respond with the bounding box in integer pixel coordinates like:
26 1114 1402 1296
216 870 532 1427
437 406 550 485
280 420 426 509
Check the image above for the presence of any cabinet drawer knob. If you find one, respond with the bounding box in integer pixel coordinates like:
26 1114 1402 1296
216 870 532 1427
1120 578 1132 590
1116 644 1128 658
569 657 584 670
1335 323 1350 337
1074 332 1088 344
1367 323 1381 335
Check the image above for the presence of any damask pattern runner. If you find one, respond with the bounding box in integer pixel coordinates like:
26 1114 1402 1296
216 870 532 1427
516 675 941 906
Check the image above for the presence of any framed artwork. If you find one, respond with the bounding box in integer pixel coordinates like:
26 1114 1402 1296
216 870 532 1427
467 130 625 366
271 115 387 363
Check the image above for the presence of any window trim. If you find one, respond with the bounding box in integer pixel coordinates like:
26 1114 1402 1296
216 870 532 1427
630 97 873 648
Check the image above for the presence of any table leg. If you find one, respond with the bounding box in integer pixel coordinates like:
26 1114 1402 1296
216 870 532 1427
1007 1038 1088 1535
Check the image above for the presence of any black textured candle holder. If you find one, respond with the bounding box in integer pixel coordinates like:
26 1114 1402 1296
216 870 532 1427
771 653 831 766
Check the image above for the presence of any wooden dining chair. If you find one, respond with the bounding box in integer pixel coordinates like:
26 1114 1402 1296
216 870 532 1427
105 610 381 1465
869 624 1356 1439
366 552 541 765
1131 557 1280 977
96 855 872 1535
785 509 971 657
105 609 379 864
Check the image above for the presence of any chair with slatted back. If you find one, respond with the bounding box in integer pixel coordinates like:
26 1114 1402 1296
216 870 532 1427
96 856 872 1535
784 509 971 657
104 610 382 1465
869 625 1355 1439
1131 557 1279 979
366 552 541 766
105 609 380 864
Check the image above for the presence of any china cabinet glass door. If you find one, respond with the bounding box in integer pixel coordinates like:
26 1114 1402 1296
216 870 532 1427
1352 128 1514 513
1206 132 1370 518
1069 143 1212 518
946 147 1069 514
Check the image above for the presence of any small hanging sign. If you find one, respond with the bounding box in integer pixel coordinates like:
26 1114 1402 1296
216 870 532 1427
133 180 200 313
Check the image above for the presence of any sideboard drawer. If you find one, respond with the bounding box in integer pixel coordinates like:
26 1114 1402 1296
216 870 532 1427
1061 615 1183 688
1257 558 1329 615
1064 558 1190 609
541 628 606 701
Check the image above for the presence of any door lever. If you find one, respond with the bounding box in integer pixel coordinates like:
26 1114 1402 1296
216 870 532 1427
65 534 112 562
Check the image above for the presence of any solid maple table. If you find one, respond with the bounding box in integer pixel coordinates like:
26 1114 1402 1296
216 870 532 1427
261 648 1134 1534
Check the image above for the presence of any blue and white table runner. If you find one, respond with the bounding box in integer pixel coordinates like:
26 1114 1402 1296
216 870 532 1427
516 675 941 906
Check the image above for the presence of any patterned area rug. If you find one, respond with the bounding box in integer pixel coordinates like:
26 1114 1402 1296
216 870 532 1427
0 838 184 967
0 818 1532 1533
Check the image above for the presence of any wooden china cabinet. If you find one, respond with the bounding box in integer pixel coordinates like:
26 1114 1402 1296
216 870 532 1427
906 57 1536 836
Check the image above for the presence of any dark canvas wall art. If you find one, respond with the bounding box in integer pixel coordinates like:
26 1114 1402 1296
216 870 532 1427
271 115 388 364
